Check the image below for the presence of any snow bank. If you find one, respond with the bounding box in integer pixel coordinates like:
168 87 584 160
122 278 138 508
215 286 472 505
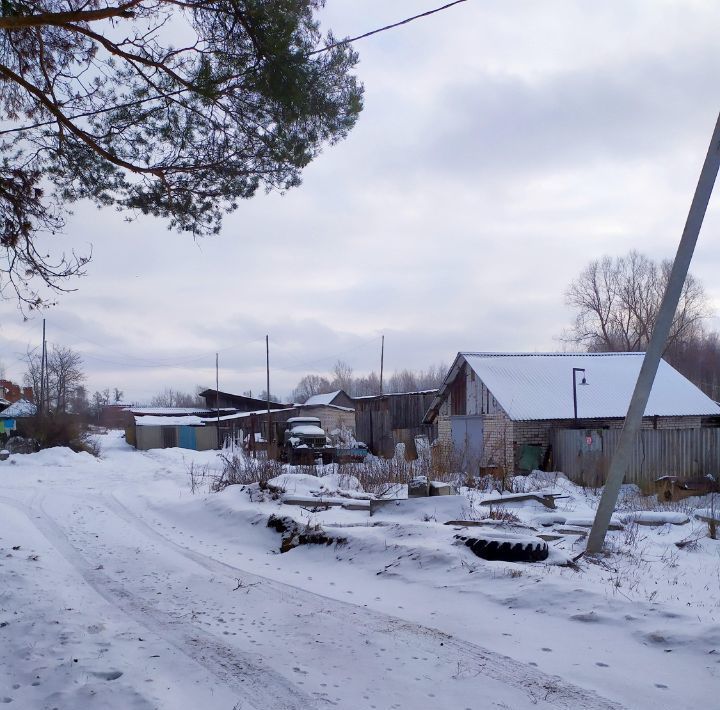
622 511 690 525
370 495 469 522
267 472 368 499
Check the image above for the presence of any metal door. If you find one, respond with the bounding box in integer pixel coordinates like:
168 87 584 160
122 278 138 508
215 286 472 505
450 416 484 469
178 426 197 450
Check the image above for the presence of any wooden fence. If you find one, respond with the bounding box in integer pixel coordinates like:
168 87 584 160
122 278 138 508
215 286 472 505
553 427 720 487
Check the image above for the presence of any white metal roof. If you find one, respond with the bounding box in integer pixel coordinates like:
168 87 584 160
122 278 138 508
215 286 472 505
131 407 215 415
450 353 720 421
135 415 206 426
303 391 342 406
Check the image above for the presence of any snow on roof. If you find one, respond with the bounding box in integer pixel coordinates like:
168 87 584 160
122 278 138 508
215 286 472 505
449 352 720 421
303 391 342 406
0 399 37 418
354 389 438 400
201 408 295 423
296 402 354 412
135 415 206 427
131 407 217 416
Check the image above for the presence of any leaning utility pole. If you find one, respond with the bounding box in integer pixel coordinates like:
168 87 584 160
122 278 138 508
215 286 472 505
587 111 720 553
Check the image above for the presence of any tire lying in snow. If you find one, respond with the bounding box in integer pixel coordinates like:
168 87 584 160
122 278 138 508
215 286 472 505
455 532 549 562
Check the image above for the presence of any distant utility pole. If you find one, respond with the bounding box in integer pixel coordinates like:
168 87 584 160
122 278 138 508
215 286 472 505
39 318 46 416
266 335 272 445
587 111 720 553
379 335 385 394
215 352 220 448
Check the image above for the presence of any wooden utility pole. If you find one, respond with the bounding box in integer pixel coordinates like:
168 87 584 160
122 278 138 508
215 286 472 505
39 318 46 416
215 353 221 449
266 335 272 447
379 334 385 394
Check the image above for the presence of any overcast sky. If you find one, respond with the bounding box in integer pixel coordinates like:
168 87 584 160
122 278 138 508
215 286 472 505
2 0 720 402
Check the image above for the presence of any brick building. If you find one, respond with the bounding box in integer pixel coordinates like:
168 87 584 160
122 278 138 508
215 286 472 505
423 352 720 478
0 380 33 405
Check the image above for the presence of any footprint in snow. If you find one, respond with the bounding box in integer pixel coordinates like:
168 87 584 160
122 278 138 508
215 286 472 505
91 670 123 681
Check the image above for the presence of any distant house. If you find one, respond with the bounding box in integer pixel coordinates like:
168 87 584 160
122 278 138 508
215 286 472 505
354 390 438 458
0 379 33 405
424 352 720 481
296 390 356 434
0 399 38 441
99 403 134 428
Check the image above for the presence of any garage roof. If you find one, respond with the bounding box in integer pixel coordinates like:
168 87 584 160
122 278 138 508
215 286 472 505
430 352 720 422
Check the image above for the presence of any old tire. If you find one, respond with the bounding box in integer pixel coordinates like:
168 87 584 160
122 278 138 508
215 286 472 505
456 532 549 563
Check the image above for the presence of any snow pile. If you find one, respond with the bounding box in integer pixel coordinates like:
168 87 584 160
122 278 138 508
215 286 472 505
622 511 690 525
267 471 370 500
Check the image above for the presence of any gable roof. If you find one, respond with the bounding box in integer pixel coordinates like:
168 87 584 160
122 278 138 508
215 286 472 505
0 399 37 418
429 352 720 422
301 390 357 408
302 391 342 406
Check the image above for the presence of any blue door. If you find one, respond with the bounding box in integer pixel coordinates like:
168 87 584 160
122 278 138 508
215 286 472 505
178 426 197 450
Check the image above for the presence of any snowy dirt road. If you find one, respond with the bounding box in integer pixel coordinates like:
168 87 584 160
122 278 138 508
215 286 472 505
0 447 625 709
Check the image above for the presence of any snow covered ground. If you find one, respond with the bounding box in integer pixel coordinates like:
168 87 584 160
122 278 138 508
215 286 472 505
0 432 718 709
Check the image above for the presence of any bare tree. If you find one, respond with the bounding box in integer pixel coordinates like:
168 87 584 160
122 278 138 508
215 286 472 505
292 374 332 403
25 344 85 413
150 387 202 408
564 251 710 354
330 360 354 393
353 371 381 397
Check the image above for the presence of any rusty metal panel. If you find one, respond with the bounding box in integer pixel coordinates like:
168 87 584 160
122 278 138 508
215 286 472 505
553 427 720 485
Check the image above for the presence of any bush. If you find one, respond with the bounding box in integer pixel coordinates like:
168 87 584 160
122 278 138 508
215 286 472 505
210 451 284 492
22 414 98 455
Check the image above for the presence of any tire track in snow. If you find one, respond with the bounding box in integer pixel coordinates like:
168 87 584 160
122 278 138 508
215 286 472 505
102 490 627 710
0 494 317 710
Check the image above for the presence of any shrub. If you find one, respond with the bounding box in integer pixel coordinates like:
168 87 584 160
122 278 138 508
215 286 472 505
210 451 283 492
23 414 98 455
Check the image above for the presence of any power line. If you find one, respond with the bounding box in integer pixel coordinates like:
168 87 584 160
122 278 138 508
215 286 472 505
0 0 469 138
309 0 469 55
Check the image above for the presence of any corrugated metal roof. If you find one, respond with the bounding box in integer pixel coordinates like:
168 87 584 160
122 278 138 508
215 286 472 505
457 352 720 421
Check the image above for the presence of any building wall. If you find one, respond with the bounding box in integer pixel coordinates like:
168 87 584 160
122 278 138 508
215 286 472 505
135 425 163 451
355 392 437 457
554 426 720 486
134 424 217 451
434 406 708 474
299 405 356 435
195 426 218 451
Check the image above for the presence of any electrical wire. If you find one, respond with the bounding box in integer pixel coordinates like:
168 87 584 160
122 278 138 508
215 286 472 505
0 1 470 137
